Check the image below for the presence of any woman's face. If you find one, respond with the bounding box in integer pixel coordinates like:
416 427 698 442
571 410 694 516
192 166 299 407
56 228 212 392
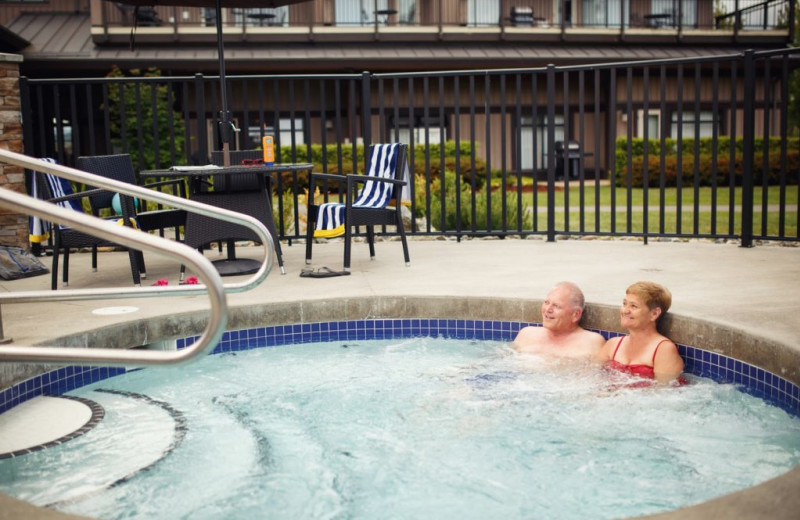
620 292 660 329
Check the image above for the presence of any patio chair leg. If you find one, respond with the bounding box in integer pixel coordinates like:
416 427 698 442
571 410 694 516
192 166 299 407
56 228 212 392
51 240 61 290
305 207 315 265
127 249 142 286
367 225 376 259
135 251 147 280
63 248 70 287
91 245 98 272
344 223 352 270
263 200 285 275
396 209 410 266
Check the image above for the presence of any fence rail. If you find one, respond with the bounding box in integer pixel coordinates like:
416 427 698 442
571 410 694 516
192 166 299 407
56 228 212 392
20 48 800 247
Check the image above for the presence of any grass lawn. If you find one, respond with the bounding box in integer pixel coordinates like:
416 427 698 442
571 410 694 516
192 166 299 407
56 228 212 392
514 184 800 208
544 208 798 236
450 184 799 237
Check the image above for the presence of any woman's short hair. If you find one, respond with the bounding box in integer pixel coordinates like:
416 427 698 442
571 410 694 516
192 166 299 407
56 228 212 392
626 281 671 315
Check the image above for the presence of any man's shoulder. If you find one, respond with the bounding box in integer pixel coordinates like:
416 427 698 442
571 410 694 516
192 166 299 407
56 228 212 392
513 325 546 350
577 327 606 344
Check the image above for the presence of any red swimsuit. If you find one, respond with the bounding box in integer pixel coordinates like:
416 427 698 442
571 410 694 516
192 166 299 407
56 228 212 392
605 336 689 386
605 336 663 379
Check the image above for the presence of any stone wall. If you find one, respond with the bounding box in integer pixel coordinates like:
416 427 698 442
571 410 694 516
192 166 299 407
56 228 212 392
0 53 25 249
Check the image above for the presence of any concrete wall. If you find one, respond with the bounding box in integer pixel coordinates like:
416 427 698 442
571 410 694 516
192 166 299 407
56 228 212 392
2 295 798 391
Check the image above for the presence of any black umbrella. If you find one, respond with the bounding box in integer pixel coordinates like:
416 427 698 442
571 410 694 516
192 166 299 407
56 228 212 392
106 0 312 165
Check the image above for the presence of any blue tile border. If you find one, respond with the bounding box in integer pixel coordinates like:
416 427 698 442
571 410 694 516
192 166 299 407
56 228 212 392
5 320 800 417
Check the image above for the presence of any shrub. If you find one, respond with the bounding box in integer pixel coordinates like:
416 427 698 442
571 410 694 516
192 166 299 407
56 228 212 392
615 137 800 187
269 141 483 193
416 168 531 232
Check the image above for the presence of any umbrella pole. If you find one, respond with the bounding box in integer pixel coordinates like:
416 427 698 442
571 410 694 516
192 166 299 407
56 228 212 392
215 0 232 166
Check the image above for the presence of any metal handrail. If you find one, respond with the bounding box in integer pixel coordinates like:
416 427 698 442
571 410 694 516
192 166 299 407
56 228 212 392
0 148 274 301
0 149 274 367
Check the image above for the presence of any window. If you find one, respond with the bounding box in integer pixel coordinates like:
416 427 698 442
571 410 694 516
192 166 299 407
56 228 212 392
670 110 717 138
399 0 417 24
336 0 388 26
583 0 628 28
636 109 661 139
467 0 499 26
393 116 446 146
519 115 565 171
53 118 73 157
650 0 696 27
247 118 306 149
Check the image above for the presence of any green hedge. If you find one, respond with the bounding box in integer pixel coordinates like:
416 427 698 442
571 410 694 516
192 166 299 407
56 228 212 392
268 141 484 191
615 137 800 187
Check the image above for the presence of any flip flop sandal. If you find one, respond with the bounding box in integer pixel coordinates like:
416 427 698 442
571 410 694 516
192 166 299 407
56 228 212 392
300 266 351 278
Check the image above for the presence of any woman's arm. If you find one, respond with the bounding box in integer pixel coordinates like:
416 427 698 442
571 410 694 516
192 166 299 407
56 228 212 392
653 339 685 384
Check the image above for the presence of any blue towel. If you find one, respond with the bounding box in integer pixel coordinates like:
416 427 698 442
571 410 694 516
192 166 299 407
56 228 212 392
314 143 409 238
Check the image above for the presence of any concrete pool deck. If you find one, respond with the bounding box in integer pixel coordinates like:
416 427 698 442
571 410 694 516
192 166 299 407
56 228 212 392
0 236 799 519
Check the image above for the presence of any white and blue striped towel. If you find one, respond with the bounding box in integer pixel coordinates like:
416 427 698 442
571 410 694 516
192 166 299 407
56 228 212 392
314 143 409 238
29 158 81 243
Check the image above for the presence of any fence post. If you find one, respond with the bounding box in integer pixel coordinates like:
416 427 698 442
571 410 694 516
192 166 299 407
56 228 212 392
741 50 755 248
546 64 556 242
194 73 207 164
361 71 372 156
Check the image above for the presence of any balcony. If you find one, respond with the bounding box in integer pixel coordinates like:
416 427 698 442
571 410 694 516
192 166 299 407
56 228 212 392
89 0 794 47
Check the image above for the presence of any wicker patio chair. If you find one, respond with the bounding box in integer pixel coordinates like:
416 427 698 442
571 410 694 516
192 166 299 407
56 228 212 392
76 153 188 280
30 160 144 290
305 143 410 271
76 154 187 240
206 149 285 272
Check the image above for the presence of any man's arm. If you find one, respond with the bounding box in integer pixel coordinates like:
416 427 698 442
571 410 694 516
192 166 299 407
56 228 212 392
582 329 606 357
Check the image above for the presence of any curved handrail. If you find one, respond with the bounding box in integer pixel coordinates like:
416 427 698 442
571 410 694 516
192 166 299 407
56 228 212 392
0 148 274 301
0 187 227 366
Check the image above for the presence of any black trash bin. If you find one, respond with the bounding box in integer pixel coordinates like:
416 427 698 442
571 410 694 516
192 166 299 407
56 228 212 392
555 140 581 180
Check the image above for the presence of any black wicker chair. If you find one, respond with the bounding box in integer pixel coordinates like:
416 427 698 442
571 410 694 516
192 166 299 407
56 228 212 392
76 154 188 280
31 164 144 290
305 143 410 270
76 154 187 240
205 150 285 272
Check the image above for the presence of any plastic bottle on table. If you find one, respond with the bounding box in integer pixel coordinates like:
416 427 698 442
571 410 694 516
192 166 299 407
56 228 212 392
262 135 275 166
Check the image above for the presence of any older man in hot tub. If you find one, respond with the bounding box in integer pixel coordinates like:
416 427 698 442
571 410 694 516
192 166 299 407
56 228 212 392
513 281 605 358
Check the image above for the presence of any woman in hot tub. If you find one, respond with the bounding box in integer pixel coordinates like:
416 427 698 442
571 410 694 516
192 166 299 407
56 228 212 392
596 281 686 385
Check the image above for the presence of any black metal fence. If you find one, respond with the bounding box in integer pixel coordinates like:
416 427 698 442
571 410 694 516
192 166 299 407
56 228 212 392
20 47 800 246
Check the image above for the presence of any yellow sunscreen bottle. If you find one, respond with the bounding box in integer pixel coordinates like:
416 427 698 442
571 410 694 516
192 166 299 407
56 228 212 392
262 135 275 166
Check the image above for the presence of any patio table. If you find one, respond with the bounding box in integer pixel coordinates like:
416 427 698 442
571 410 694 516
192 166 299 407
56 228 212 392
141 163 313 276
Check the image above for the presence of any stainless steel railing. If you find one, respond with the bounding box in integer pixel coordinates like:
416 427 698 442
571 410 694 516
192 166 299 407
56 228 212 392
0 148 275 367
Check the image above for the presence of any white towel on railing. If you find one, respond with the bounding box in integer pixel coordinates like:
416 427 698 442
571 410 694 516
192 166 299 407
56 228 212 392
314 143 409 238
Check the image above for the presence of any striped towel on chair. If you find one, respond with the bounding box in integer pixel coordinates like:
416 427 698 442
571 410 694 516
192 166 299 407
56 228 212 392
29 158 81 243
314 143 409 238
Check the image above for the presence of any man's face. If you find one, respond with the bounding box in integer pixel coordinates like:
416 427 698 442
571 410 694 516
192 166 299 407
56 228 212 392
541 287 580 333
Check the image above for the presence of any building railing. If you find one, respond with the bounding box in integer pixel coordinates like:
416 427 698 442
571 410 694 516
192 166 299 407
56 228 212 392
716 0 793 30
92 0 794 34
19 48 800 247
